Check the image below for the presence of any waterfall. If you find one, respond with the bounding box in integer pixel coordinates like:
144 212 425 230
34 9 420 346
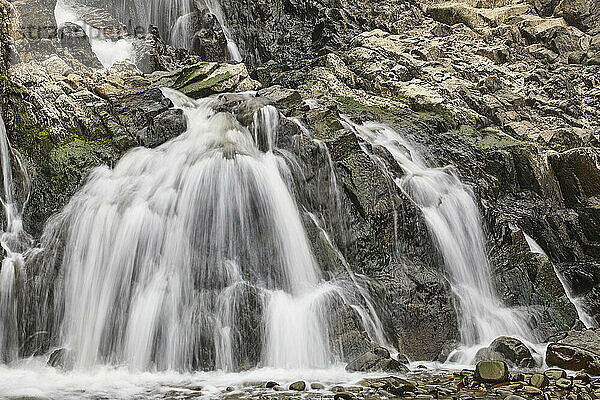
200 0 242 62
33 90 385 372
344 119 534 363
523 232 597 328
55 0 134 67
121 0 242 61
0 113 30 363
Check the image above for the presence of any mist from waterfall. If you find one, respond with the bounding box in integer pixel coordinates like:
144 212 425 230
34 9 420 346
344 119 535 364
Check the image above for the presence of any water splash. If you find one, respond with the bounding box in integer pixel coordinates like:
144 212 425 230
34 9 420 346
123 0 242 61
343 118 534 364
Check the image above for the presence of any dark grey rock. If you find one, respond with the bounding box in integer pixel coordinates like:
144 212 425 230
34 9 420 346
346 348 409 373
546 343 600 375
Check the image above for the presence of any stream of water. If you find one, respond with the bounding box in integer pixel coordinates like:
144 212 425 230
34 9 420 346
343 119 536 363
0 113 31 364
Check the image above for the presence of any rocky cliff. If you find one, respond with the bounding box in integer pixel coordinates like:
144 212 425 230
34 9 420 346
1 0 599 363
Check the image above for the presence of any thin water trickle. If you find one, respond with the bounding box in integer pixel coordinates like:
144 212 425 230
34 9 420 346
0 113 30 363
343 118 535 363
523 232 597 328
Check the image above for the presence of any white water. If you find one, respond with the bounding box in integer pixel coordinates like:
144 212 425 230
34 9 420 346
126 0 242 61
523 232 596 328
0 359 395 399
55 0 134 67
343 119 535 364
28 90 386 373
0 114 30 363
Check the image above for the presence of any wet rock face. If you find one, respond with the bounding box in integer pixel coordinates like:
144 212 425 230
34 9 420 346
57 22 102 69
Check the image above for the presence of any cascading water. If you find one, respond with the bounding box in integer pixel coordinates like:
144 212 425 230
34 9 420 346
55 0 134 67
343 119 535 363
0 113 30 363
200 0 242 62
30 90 385 373
122 0 242 61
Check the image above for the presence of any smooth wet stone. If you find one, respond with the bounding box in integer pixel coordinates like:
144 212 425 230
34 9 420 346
547 343 600 375
311 382 325 390
273 385 284 391
504 396 526 400
523 385 542 394
334 392 357 400
331 385 345 392
475 361 510 383
545 369 568 380
226 386 234 392
289 381 306 391
576 372 591 383
556 378 573 389
265 381 279 388
530 373 550 388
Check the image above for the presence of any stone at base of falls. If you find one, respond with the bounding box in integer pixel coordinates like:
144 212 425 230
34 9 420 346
397 354 410 364
265 381 279 389
345 347 409 373
474 361 510 383
475 337 536 368
503 396 526 400
546 343 600 375
334 392 357 400
289 381 306 391
311 383 325 390
529 373 549 388
544 368 567 380
358 377 417 396
47 348 68 369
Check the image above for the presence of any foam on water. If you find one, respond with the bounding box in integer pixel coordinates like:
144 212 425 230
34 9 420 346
0 360 389 399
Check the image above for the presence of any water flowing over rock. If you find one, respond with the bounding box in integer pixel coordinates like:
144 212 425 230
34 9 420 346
29 89 386 371
1 0 600 396
0 113 31 363
342 119 534 363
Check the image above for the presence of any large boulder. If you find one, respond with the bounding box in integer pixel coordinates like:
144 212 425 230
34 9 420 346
345 347 409 373
57 22 102 69
474 360 510 383
153 62 260 99
475 337 537 368
546 343 600 375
